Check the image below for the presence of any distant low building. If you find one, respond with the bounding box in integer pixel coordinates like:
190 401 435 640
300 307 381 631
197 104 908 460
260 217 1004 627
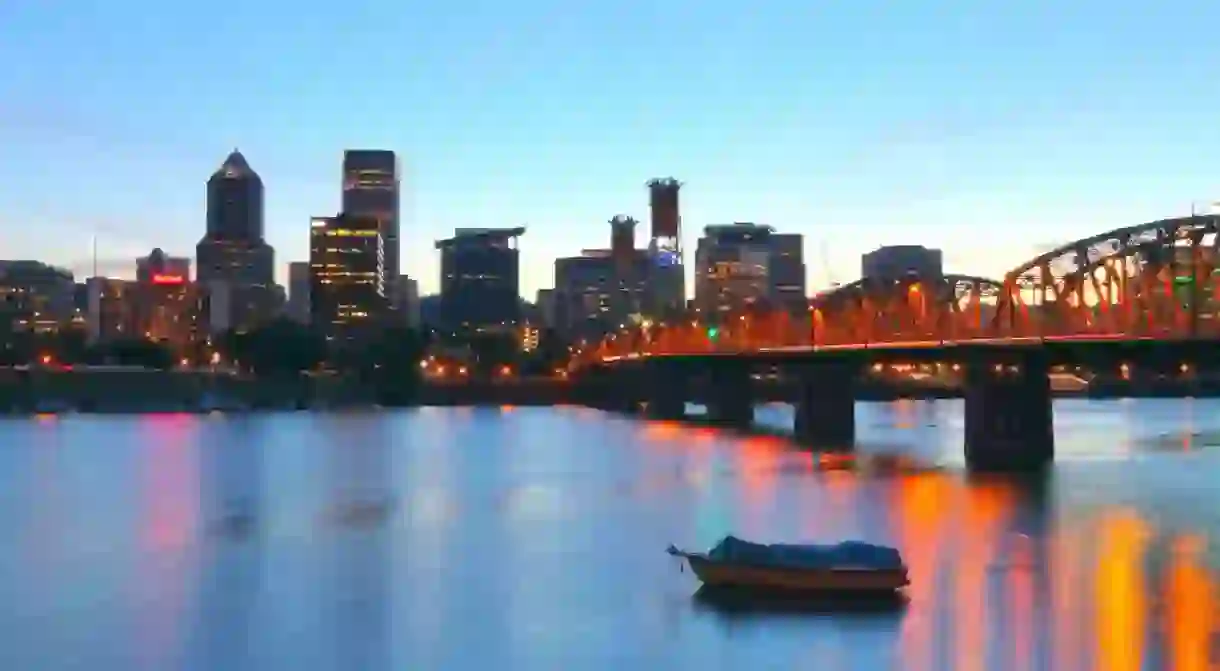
85 277 135 344
861 246 944 283
0 260 76 334
286 261 310 324
396 275 420 328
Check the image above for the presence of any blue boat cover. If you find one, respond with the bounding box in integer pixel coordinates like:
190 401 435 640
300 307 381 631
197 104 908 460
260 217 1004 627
706 536 903 570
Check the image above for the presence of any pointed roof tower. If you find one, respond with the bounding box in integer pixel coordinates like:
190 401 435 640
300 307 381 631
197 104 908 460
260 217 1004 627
213 148 257 179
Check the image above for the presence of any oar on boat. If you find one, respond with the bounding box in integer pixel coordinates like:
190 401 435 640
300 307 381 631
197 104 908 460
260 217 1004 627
668 546 697 573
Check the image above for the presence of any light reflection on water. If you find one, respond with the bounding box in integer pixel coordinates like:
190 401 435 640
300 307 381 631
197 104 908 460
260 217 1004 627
0 401 1216 668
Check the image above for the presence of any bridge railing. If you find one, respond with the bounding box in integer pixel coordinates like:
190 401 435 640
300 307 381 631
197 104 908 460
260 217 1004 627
573 304 1220 367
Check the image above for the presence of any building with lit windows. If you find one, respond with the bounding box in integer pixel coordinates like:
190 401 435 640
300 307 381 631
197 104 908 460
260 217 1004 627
342 150 400 302
309 213 387 343
553 249 652 340
436 227 523 336
693 224 808 318
85 277 135 344
131 249 199 354
0 260 76 334
694 224 777 317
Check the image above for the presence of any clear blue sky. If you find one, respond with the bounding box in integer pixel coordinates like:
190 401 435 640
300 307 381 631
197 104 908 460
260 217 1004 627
3 0 1220 298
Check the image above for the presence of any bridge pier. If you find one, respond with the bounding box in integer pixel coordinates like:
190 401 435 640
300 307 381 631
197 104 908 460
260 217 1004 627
792 359 857 448
964 350 1054 472
704 361 754 427
644 359 687 420
580 364 641 414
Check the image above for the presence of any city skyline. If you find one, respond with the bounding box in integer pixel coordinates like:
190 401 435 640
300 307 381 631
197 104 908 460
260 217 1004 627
4 1 1220 296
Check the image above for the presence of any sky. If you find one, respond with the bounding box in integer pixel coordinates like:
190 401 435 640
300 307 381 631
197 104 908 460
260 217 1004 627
3 0 1220 298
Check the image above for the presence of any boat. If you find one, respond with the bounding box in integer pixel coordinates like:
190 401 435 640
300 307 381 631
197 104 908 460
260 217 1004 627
667 536 909 594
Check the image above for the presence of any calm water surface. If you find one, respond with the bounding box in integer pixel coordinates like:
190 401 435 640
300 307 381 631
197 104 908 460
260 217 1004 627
0 400 1218 670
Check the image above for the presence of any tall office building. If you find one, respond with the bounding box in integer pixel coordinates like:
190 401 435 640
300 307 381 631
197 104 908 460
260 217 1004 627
646 178 685 314
196 149 279 332
694 223 774 316
309 214 387 344
196 149 274 285
436 228 523 335
342 150 400 301
554 249 652 340
693 223 807 317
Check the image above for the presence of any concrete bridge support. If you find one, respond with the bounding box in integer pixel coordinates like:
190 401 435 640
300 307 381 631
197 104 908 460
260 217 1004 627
792 359 857 448
643 359 687 420
580 365 641 414
964 350 1054 472
704 360 754 427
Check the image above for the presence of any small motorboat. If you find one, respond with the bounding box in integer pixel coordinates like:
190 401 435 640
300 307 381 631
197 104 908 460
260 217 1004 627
667 536 909 594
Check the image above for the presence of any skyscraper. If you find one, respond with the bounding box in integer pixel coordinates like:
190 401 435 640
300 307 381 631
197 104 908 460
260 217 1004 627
342 150 400 300
694 223 775 316
197 149 273 286
647 178 685 314
309 213 387 344
196 149 279 332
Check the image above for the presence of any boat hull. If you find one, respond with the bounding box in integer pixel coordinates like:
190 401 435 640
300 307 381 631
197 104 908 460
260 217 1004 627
686 555 909 593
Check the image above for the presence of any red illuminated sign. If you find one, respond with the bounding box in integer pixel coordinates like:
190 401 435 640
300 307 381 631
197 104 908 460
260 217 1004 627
151 274 185 285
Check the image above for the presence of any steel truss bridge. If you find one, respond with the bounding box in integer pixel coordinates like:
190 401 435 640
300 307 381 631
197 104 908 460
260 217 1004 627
574 214 1220 366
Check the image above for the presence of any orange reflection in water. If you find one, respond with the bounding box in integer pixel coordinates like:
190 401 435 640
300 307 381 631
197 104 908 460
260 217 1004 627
641 420 685 440
1052 524 1086 671
893 398 917 429
1008 533 1034 671
892 473 954 671
1093 510 1150 671
730 435 786 530
954 482 1014 671
1164 534 1213 671
735 435 784 492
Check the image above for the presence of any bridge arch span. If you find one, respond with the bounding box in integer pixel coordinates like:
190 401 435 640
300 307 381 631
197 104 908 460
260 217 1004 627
811 273 1004 309
807 273 1006 344
993 214 1220 336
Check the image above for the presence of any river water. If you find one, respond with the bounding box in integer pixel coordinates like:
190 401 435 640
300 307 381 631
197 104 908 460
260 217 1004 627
0 400 1217 670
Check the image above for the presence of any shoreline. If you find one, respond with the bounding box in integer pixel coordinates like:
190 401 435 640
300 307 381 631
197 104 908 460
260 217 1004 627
1 368 1217 416
3 388 1217 417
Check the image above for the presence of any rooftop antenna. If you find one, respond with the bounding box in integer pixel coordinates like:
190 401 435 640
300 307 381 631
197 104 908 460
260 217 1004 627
92 235 98 278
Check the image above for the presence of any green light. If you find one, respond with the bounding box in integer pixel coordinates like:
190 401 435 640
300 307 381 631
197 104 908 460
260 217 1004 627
707 327 719 339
